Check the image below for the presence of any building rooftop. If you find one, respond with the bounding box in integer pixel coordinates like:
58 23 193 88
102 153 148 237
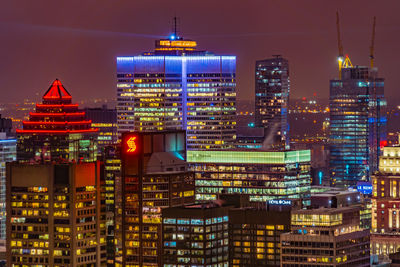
186 149 310 164
16 79 98 135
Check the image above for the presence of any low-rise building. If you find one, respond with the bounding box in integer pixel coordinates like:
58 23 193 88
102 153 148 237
281 206 370 266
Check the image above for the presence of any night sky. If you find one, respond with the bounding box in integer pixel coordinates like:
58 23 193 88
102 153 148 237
1 1 400 104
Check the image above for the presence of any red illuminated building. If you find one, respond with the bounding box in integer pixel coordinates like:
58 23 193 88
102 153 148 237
17 79 98 162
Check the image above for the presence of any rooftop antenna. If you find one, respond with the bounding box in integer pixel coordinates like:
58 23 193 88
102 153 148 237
370 16 376 68
174 16 178 36
171 16 180 40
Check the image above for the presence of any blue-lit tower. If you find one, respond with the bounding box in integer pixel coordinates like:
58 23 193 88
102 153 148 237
330 64 386 188
254 55 290 149
0 132 16 244
116 34 236 150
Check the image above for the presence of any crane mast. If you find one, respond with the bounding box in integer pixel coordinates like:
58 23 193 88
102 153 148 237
370 16 376 68
336 11 344 78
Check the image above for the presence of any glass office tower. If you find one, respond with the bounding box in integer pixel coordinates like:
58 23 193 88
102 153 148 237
330 66 386 187
117 36 236 150
0 133 16 244
255 55 290 149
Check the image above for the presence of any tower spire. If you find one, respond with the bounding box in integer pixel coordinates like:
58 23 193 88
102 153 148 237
173 16 178 37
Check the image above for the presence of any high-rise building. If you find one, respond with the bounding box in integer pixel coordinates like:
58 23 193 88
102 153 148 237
102 145 120 266
83 106 117 154
6 161 107 266
116 34 236 150
161 194 292 267
229 207 291 267
186 149 311 204
281 205 370 266
0 133 16 245
371 146 400 255
330 65 386 187
17 79 98 163
254 55 290 149
162 202 231 267
0 115 12 135
116 131 195 266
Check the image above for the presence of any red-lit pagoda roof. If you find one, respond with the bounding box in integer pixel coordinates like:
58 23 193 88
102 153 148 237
17 79 98 135
43 79 72 100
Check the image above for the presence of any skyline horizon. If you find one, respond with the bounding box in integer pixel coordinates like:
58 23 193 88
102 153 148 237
1 1 399 103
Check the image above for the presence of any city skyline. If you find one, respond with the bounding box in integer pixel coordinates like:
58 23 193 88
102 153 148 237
2 2 400 266
1 1 400 104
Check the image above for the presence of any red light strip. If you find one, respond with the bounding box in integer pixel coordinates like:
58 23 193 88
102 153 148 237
43 95 72 99
16 129 98 134
29 112 85 116
23 120 92 125
36 104 78 108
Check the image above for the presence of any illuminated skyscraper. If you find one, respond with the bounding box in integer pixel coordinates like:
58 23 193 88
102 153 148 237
330 65 386 187
17 79 98 162
6 161 107 266
117 34 236 150
254 55 290 149
187 149 311 204
117 131 195 266
0 133 16 245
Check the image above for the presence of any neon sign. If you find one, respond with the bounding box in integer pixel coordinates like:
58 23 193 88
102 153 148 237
126 137 137 153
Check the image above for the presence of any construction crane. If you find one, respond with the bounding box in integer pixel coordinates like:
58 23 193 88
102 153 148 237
336 11 344 78
370 16 376 68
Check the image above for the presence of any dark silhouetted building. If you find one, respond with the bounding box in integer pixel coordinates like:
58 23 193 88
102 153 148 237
0 116 12 135
83 106 117 153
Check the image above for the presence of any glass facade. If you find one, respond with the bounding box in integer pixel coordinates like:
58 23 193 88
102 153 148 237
0 136 16 241
255 56 289 149
330 66 386 187
162 206 229 267
187 150 311 203
117 42 236 150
